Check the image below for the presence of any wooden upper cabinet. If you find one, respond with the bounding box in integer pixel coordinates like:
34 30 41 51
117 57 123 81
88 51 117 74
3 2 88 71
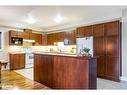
47 34 54 45
64 31 76 45
30 33 42 45
55 32 65 42
76 27 85 37
9 30 18 37
104 21 120 36
42 34 47 46
93 24 104 37
36 33 42 45
76 25 93 37
84 26 93 36
21 32 29 39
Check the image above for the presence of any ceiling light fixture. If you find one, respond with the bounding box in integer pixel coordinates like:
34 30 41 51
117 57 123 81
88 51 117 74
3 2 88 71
25 14 36 24
54 14 63 23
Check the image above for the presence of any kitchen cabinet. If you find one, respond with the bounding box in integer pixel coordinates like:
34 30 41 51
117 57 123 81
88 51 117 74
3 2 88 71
34 54 53 87
9 31 23 46
63 31 76 45
76 25 93 37
47 31 76 45
47 34 54 45
42 34 47 45
93 21 121 81
76 27 85 37
9 53 25 70
104 21 120 81
31 33 42 45
9 29 43 46
93 24 104 37
34 53 97 89
56 32 65 42
84 26 93 36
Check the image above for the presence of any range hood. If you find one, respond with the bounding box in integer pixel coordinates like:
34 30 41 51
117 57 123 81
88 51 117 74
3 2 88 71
23 39 35 43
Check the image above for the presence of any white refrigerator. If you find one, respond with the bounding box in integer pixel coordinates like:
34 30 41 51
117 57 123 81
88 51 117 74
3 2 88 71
76 36 93 56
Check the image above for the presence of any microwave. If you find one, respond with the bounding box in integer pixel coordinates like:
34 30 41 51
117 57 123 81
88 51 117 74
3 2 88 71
11 37 23 45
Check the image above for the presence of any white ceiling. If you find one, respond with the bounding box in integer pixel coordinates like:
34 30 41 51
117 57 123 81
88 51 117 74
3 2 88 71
0 6 126 32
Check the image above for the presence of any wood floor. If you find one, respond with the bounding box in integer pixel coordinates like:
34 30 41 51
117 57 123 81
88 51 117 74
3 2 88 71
0 70 49 90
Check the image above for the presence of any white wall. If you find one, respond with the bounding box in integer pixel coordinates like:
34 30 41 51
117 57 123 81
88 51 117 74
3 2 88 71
121 9 127 81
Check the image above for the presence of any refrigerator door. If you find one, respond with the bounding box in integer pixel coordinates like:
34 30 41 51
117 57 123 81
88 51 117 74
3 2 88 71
76 36 93 56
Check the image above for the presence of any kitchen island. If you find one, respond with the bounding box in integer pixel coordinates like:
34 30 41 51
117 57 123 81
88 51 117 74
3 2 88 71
34 53 97 89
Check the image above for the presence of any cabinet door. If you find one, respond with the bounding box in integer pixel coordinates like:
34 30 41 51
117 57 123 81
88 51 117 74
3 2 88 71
53 56 67 89
10 54 25 70
105 21 120 36
9 31 18 37
42 34 47 45
96 56 105 77
106 36 119 57
19 54 25 68
34 54 42 82
84 26 93 36
10 54 18 70
40 55 53 87
94 37 105 56
105 56 120 81
36 34 42 45
47 34 54 45
76 27 85 37
94 36 105 77
93 24 104 37
22 32 30 39
10 54 19 70
64 32 76 45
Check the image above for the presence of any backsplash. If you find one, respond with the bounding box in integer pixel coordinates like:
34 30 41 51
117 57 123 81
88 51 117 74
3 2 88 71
9 44 76 54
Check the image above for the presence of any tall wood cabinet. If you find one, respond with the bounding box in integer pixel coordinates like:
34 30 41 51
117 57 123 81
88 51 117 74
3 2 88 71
93 21 121 81
93 23 105 77
104 21 120 81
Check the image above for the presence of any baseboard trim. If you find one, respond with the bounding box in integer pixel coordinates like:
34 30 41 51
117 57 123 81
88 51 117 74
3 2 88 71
120 77 127 81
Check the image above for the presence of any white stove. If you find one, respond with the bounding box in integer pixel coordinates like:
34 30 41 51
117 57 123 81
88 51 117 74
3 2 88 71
22 47 34 68
25 53 34 68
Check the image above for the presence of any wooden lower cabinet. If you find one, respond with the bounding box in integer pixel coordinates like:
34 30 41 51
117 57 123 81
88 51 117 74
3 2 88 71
9 54 25 70
34 54 53 87
34 54 97 89
96 56 105 77
105 56 120 81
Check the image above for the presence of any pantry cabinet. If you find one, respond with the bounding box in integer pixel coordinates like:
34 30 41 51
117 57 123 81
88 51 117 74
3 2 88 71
93 21 121 81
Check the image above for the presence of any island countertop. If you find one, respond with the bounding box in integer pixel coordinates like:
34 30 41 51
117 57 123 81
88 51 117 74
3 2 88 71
33 52 96 59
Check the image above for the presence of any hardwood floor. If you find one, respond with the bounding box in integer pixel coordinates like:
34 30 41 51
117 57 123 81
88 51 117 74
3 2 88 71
0 70 49 90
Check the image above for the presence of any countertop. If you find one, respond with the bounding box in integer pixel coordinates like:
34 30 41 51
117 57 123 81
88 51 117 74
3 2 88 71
34 52 77 57
9 52 25 54
33 52 95 59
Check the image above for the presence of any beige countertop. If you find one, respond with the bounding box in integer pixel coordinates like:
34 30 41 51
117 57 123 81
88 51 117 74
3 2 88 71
33 52 77 57
9 52 25 54
33 52 95 59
